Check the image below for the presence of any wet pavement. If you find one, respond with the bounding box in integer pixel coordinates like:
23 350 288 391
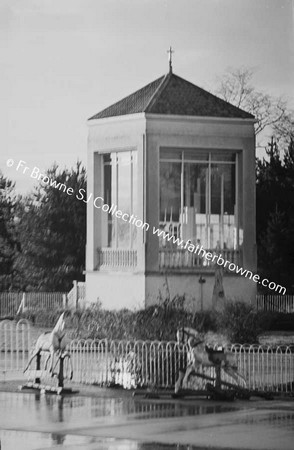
0 388 294 449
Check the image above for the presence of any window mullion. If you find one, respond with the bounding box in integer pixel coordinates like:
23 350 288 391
235 153 239 252
115 154 118 248
180 152 184 240
130 152 133 249
221 172 224 248
208 153 211 249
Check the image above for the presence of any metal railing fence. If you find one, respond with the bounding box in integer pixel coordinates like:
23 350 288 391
68 340 294 393
256 294 294 313
1 320 293 393
0 293 23 317
0 292 67 317
68 339 187 389
228 344 294 392
0 320 31 376
2 292 294 316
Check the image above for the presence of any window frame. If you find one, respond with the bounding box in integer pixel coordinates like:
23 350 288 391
159 148 240 250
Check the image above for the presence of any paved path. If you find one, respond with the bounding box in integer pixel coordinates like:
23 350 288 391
0 384 294 449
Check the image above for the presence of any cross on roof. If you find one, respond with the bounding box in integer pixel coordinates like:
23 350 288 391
167 46 174 73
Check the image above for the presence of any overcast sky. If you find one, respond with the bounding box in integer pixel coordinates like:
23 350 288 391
1 0 293 193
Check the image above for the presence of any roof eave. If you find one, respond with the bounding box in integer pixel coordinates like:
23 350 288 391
87 112 146 126
88 112 256 126
144 113 256 124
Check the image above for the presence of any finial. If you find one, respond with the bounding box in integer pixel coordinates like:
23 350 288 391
167 46 174 73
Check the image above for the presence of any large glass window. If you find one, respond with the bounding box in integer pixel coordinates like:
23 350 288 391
159 149 241 251
117 152 131 247
103 154 114 247
183 162 208 247
103 151 137 248
160 162 181 223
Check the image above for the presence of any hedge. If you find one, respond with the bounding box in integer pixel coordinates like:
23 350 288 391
16 300 294 344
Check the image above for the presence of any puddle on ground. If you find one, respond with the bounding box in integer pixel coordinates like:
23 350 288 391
0 391 236 428
0 429 223 449
0 430 89 450
1 392 293 449
0 391 239 449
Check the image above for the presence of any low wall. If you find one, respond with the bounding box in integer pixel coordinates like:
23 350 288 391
145 273 257 311
86 270 256 310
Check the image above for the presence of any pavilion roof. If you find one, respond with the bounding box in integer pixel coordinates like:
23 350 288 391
89 71 254 120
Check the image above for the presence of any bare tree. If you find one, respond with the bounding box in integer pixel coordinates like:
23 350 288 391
215 67 293 142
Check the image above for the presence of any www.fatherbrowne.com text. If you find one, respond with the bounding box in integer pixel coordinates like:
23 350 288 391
152 227 286 294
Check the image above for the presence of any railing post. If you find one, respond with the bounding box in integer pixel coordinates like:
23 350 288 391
16 292 26 315
35 352 41 384
73 280 78 310
58 356 64 388
62 294 67 309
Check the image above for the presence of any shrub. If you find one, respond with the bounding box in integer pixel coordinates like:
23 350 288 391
132 305 192 341
70 305 134 340
191 310 218 333
17 308 67 327
216 300 261 343
256 311 294 332
16 299 293 344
